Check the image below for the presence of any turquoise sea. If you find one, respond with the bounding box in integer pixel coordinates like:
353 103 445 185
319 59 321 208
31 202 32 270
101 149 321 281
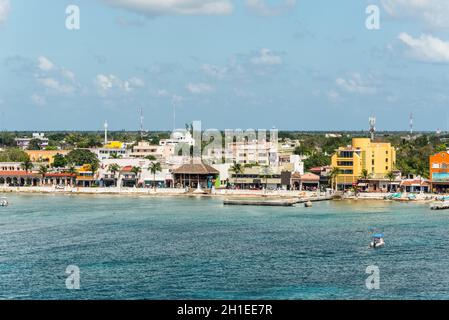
0 194 448 300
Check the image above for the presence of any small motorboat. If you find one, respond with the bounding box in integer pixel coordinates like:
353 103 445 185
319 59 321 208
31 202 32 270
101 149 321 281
369 234 385 248
0 197 9 207
304 201 313 208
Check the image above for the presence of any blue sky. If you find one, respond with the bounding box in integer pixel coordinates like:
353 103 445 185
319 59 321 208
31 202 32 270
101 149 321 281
1 0 449 131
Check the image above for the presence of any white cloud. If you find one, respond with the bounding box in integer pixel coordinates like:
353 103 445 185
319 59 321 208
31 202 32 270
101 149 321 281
31 94 47 106
326 90 340 102
186 82 213 94
251 48 282 66
0 0 10 25
381 0 449 29
37 77 76 94
201 64 227 79
335 73 377 95
398 32 449 63
245 0 296 16
95 74 145 96
38 56 54 72
102 0 233 16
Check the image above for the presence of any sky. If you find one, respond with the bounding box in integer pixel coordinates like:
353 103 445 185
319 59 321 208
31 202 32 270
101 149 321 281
1 0 449 131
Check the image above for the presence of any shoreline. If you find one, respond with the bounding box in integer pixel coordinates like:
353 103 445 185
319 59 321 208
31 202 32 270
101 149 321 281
0 186 444 204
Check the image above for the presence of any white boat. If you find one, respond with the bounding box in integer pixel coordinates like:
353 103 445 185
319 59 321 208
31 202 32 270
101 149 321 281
0 197 8 207
369 234 385 248
304 201 313 208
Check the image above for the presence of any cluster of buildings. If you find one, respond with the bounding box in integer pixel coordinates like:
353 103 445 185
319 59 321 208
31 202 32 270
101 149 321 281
3 131 449 194
0 131 315 190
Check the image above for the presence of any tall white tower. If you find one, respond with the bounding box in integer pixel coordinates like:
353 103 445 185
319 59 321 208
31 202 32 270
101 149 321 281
369 115 376 140
104 120 108 145
139 108 144 138
409 112 414 136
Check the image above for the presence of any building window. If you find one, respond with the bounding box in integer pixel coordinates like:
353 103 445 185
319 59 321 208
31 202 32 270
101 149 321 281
372 160 375 165
337 161 353 166
385 158 388 163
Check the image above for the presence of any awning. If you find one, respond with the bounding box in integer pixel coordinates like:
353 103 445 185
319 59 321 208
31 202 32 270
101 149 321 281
357 183 368 187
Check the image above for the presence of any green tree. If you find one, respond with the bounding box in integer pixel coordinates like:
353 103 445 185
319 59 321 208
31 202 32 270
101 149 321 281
360 169 369 180
328 167 340 191
66 149 99 168
304 153 330 170
108 163 121 187
230 162 243 187
27 139 42 150
0 148 29 162
38 165 48 185
145 155 157 161
53 153 67 168
21 158 34 173
131 166 141 186
148 162 162 189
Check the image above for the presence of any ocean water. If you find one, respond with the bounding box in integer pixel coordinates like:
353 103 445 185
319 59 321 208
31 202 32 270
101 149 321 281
0 194 448 300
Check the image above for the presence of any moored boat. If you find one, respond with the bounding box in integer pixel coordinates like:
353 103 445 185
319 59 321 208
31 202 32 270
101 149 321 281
0 197 8 207
370 233 385 248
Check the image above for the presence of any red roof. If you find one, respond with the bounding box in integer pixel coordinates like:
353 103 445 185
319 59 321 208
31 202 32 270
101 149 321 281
401 179 430 187
0 171 37 176
121 166 133 172
46 173 76 178
291 172 320 181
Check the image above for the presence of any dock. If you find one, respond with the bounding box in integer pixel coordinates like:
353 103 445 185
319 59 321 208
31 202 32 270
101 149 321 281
430 202 449 210
223 195 333 207
223 199 297 207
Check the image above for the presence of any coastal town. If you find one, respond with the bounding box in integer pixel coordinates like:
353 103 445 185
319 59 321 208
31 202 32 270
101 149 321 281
1 118 449 202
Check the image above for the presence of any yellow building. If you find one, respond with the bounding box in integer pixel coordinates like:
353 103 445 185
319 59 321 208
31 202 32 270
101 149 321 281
331 138 396 189
104 141 124 149
26 150 70 165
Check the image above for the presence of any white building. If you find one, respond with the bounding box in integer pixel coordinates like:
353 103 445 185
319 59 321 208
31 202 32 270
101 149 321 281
15 133 49 149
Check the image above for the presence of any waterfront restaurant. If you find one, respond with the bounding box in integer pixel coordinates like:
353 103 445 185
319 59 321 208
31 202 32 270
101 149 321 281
429 151 449 193
290 172 320 191
0 171 40 186
172 163 219 189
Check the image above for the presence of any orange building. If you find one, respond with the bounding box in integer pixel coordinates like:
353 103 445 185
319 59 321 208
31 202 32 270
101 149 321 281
429 151 449 193
26 150 70 165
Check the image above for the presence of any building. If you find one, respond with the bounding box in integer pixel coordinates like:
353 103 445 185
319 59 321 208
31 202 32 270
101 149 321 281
401 178 430 193
130 141 175 161
160 131 196 147
26 150 69 165
429 151 449 193
92 141 128 160
331 138 396 190
172 163 219 189
224 140 278 166
76 164 96 187
15 133 49 149
290 172 321 191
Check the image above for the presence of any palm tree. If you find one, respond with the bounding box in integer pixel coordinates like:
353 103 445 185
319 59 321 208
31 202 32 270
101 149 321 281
21 158 33 173
360 169 369 180
108 163 121 187
131 166 142 187
230 162 243 188
261 165 272 191
145 155 157 161
148 162 162 189
66 166 77 187
385 171 396 192
38 165 48 185
328 167 340 191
